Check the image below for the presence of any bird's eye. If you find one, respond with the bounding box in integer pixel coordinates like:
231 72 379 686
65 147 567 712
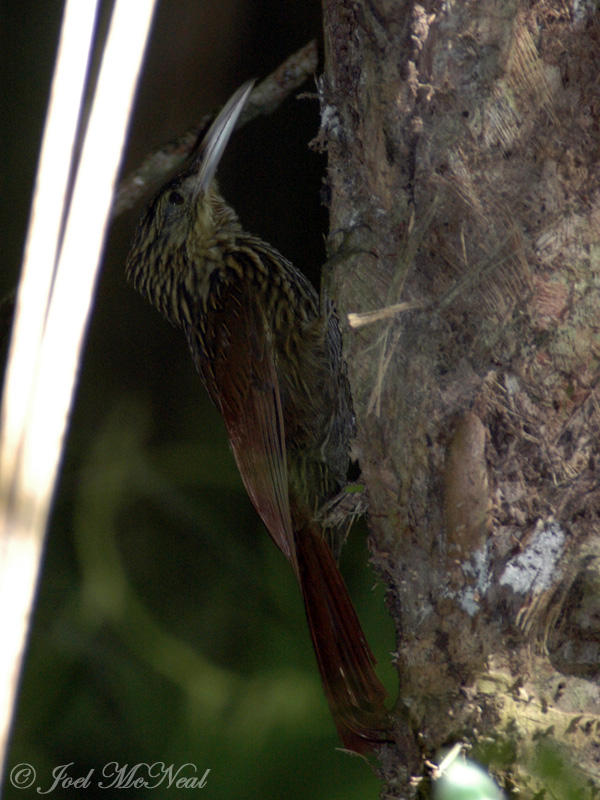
168 190 184 206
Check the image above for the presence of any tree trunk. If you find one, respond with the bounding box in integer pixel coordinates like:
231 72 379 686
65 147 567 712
320 0 600 795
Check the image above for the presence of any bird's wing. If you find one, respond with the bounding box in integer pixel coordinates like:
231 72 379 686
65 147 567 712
185 287 297 572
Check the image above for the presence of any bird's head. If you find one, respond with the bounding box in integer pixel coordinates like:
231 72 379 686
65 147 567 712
125 81 254 325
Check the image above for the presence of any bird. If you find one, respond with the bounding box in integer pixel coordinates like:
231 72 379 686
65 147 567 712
125 81 389 752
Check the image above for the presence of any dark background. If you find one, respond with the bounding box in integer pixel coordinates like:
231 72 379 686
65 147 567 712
3 2 394 797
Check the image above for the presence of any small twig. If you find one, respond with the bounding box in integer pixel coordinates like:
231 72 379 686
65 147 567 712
112 39 319 217
425 742 465 780
347 300 423 329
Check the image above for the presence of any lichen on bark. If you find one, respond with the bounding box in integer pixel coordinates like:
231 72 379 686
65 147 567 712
320 0 600 795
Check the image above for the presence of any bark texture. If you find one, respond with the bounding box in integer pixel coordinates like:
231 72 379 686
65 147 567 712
320 0 600 795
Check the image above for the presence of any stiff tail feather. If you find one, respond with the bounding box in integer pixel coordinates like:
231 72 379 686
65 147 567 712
295 525 390 753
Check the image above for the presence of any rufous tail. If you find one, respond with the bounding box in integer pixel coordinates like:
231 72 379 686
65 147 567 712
295 525 390 753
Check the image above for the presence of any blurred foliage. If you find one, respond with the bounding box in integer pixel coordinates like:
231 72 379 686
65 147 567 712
7 396 394 799
433 751 504 800
3 1 394 798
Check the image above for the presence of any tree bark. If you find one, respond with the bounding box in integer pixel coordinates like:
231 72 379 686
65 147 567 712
320 0 600 795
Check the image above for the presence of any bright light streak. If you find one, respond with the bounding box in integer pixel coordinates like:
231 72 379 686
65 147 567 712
0 0 156 783
0 0 98 503
21 0 157 510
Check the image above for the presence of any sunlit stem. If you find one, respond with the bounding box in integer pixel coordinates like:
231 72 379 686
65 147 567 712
0 0 156 783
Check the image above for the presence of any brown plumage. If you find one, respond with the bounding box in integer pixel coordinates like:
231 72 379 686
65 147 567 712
126 82 389 752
